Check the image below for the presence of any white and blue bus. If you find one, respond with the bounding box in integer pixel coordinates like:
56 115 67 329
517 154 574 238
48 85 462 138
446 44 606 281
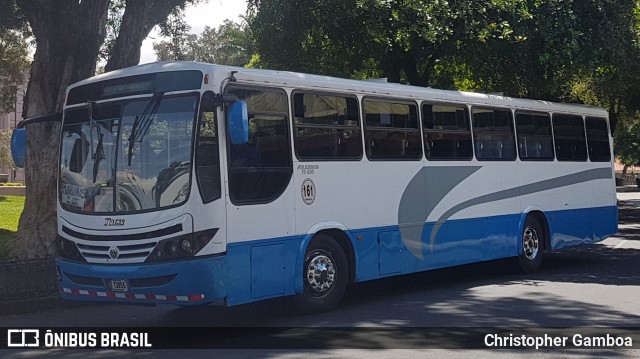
13 62 618 312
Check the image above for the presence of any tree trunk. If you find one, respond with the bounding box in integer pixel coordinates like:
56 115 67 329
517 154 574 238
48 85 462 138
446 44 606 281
10 0 109 259
105 0 189 72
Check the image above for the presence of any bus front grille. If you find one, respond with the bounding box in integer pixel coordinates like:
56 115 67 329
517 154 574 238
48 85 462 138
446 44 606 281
60 224 186 263
75 242 157 262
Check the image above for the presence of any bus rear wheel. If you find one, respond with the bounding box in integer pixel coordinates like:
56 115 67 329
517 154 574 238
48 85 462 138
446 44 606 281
516 215 545 273
293 235 348 313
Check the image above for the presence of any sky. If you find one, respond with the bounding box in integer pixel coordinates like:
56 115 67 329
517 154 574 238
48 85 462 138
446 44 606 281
139 0 248 64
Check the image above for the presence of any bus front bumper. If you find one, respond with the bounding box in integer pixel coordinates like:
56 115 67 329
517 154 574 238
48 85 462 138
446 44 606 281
55 255 227 306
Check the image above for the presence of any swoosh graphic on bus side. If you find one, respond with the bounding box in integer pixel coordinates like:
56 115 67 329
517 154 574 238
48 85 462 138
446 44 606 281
398 166 613 260
398 166 482 260
427 167 614 252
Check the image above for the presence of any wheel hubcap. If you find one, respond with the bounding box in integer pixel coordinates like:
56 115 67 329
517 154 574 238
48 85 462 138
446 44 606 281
523 226 539 260
306 252 336 295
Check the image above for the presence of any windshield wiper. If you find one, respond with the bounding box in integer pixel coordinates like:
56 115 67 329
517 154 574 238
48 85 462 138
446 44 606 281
127 92 163 166
86 101 105 183
92 131 105 183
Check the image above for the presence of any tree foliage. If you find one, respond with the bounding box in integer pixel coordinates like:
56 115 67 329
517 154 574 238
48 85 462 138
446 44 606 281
0 0 30 114
614 118 640 167
154 19 255 67
191 20 255 66
155 7 194 61
566 1 640 166
248 0 534 85
105 0 203 72
249 0 638 99
0 28 29 113
0 0 27 30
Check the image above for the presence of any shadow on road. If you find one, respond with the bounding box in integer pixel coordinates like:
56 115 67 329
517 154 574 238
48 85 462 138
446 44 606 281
617 199 640 242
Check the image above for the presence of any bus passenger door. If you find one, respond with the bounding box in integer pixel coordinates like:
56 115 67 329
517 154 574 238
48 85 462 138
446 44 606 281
222 86 296 303
224 160 295 303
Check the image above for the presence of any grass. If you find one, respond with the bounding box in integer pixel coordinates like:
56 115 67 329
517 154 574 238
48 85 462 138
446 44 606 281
0 195 25 259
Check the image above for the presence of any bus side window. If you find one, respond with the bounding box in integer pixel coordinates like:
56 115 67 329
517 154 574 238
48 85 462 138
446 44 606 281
553 114 587 162
422 103 472 160
585 117 611 162
472 107 516 161
515 112 554 161
293 92 362 160
363 99 421 160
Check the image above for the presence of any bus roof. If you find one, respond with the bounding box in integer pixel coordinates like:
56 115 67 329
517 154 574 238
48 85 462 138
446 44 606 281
71 61 608 118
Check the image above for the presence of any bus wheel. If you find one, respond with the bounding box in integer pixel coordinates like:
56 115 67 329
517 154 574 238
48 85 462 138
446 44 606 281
293 235 348 313
516 216 544 273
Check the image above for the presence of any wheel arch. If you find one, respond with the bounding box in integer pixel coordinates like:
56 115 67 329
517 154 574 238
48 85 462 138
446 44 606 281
294 223 356 294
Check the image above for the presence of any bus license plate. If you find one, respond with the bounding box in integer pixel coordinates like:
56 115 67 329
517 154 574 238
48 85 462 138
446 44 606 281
109 279 128 292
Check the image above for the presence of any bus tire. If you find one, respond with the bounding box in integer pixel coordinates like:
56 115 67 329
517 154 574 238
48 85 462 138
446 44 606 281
516 215 544 273
293 234 348 313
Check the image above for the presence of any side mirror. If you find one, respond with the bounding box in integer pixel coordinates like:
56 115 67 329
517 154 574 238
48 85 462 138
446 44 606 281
227 101 249 145
11 128 26 168
10 113 62 169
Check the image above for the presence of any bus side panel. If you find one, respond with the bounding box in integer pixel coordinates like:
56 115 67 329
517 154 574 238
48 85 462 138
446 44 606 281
419 218 485 269
377 229 406 275
548 205 618 250
225 236 302 306
350 228 382 282
350 221 487 282
351 215 515 282
225 244 251 305
592 205 618 240
418 214 518 269
250 243 286 298
481 214 520 260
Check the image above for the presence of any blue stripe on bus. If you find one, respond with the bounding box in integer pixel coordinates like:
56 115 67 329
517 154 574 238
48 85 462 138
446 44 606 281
547 205 618 250
56 205 617 306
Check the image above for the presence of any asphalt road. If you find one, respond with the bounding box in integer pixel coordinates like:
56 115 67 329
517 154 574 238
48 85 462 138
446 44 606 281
2 191 640 358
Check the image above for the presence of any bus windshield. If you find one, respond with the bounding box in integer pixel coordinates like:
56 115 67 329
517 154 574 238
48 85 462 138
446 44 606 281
59 93 199 213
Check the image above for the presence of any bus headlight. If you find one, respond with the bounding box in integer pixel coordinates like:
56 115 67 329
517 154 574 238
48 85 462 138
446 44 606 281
58 236 86 262
165 241 177 255
180 238 193 253
146 228 218 263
